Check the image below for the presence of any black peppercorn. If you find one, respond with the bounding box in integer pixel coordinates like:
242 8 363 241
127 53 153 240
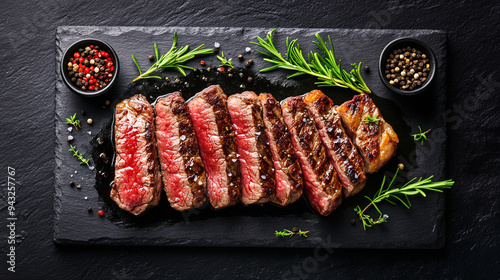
69 181 75 187
148 55 154 61
238 54 243 60
213 47 219 53
364 65 370 72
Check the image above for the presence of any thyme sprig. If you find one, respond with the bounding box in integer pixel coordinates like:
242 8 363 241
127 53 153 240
69 145 90 166
412 126 431 145
354 168 454 230
132 33 213 82
275 229 309 238
217 52 233 68
251 29 371 94
65 113 81 130
363 114 380 125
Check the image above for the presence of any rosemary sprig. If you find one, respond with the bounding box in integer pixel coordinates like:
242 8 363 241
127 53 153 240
217 51 233 67
132 33 213 82
69 145 90 166
275 229 309 238
363 114 380 125
251 29 371 94
65 113 81 130
412 126 431 145
354 168 454 230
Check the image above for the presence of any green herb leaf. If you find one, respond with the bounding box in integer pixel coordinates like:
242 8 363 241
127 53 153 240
251 29 371 94
69 144 90 166
217 52 233 68
65 113 81 130
275 228 309 238
363 114 380 125
132 33 213 82
411 126 431 145
354 168 454 230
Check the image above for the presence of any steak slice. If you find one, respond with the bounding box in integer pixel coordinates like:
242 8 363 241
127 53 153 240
337 94 399 174
304 90 367 197
187 85 241 209
112 94 162 215
281 96 342 216
227 92 276 205
155 92 206 211
259 93 303 206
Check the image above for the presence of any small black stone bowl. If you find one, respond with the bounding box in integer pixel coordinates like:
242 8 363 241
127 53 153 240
61 38 119 97
378 37 436 96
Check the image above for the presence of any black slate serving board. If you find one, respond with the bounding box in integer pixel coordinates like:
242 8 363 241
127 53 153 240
54 26 447 248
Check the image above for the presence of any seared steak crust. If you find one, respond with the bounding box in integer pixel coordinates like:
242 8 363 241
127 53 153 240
187 85 241 209
259 93 303 206
112 94 162 215
155 92 206 211
282 96 342 216
228 92 275 205
304 90 367 196
337 94 399 173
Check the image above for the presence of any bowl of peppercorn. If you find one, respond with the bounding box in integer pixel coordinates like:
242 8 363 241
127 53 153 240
378 37 436 96
61 38 119 97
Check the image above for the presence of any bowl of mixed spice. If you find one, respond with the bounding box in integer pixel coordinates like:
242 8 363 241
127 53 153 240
61 39 119 97
378 37 436 96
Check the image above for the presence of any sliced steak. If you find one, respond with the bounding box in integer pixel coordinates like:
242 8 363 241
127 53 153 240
187 85 241 209
112 94 162 215
155 92 206 211
259 93 303 206
227 92 276 205
304 90 367 197
337 94 399 173
281 96 342 216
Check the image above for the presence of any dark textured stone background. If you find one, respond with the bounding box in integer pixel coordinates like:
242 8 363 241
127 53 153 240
0 0 498 279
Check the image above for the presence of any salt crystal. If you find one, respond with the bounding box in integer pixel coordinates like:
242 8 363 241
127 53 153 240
232 158 237 162
180 135 186 141
261 175 266 180
236 154 240 157
327 127 333 133
84 196 88 200
70 174 73 178
87 131 92 135
88 165 95 171
68 127 73 132
194 175 198 182
230 183 234 186
228 173 232 177
214 42 220 48
199 181 203 185
67 135 73 141
74 171 77 173
245 47 251 53
255 131 261 136
308 131 312 135
302 118 307 122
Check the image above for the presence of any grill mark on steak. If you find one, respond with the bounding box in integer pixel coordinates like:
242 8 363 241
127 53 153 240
187 85 241 209
337 94 399 173
112 94 162 215
155 92 206 211
304 90 367 197
282 96 342 216
228 92 275 205
260 93 303 206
